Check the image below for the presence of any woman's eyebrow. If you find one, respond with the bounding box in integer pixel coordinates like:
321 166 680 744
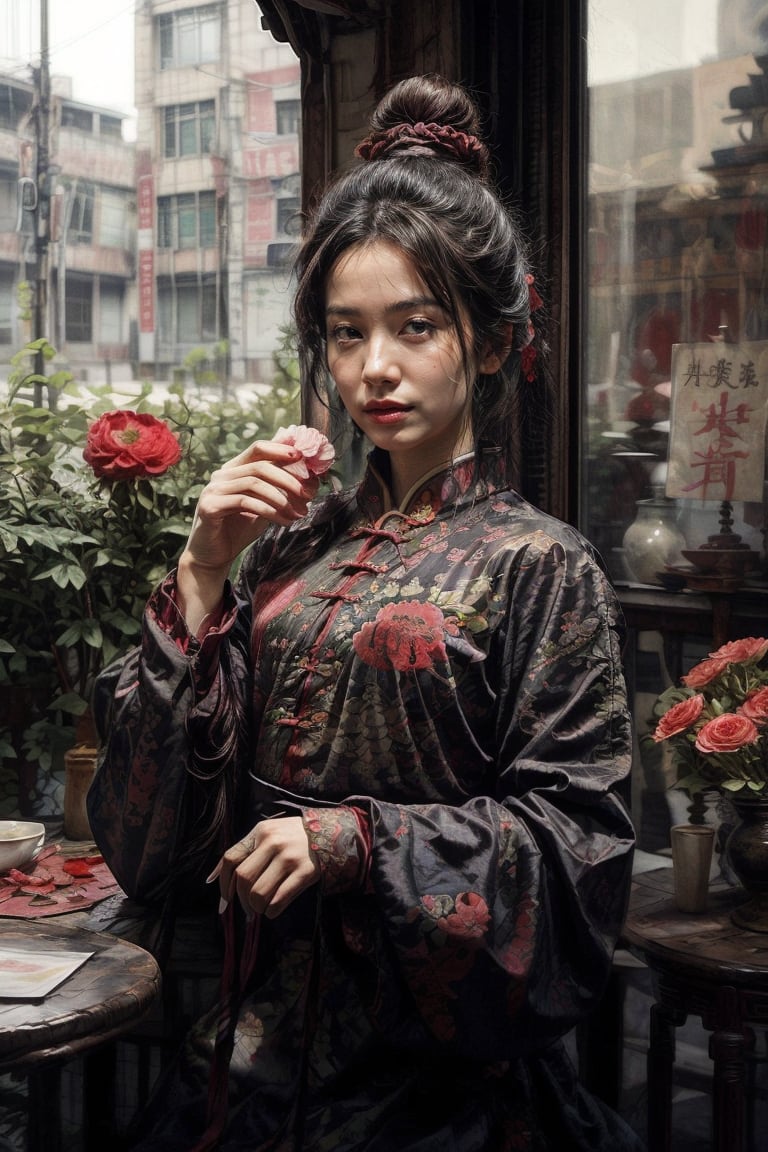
326 296 442 317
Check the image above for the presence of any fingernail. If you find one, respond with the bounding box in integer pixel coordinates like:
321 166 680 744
206 863 222 884
218 896 229 914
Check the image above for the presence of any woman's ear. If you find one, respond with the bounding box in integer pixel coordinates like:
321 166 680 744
478 323 514 374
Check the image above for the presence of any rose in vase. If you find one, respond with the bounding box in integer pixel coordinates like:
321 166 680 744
650 636 768 795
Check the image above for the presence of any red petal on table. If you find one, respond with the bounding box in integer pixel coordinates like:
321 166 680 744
8 868 51 886
20 883 56 895
62 859 94 877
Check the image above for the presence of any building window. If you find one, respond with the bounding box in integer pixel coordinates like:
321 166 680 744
99 115 123 140
99 188 128 248
163 100 215 158
69 183 95 245
65 279 93 342
157 278 218 344
275 99 299 136
0 268 14 343
0 85 32 131
158 191 217 250
276 195 300 236
61 105 94 133
158 5 221 70
99 282 123 344
0 171 16 232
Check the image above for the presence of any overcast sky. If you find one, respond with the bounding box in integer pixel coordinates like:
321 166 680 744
589 0 719 84
4 0 721 110
3 0 136 115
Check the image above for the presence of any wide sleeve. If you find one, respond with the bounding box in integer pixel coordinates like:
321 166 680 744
87 574 251 903
337 537 635 1062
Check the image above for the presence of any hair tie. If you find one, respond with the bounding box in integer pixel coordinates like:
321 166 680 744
355 121 489 176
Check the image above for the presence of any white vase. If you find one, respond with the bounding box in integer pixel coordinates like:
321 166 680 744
622 489 687 585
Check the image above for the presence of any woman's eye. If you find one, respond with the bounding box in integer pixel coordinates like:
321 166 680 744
403 318 435 337
331 324 361 343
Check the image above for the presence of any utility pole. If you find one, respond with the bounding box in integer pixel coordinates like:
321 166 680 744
32 0 51 402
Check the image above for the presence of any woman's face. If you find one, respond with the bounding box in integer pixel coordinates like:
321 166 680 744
324 239 474 499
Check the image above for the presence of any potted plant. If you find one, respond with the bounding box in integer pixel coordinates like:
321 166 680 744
649 636 768 929
0 337 302 831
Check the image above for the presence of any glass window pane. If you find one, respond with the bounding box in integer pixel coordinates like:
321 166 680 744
163 108 177 157
99 189 126 247
99 283 122 343
177 285 198 341
199 192 216 247
584 0 768 582
179 117 197 156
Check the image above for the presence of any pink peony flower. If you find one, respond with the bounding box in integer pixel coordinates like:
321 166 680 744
695 713 760 755
272 424 335 479
652 694 705 741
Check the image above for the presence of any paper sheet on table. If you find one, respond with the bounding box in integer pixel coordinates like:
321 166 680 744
0 945 93 998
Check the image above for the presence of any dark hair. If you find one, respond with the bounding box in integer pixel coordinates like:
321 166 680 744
293 74 534 474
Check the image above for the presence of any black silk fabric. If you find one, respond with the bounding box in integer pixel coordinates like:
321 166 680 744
89 449 643 1151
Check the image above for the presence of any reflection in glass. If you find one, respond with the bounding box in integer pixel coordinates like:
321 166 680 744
584 0 767 585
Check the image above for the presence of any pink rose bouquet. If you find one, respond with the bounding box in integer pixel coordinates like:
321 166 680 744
650 637 768 794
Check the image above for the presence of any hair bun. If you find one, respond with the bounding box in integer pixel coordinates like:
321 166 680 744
355 74 491 179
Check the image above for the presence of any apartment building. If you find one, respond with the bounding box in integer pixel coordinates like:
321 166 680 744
135 0 300 383
0 73 135 381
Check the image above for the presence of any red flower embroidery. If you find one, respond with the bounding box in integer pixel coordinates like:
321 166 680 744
353 600 452 672
436 891 490 941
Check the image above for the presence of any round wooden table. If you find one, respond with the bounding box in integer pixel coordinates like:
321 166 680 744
623 867 768 1152
0 917 161 1151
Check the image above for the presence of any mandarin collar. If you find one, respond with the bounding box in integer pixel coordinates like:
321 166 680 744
355 447 507 523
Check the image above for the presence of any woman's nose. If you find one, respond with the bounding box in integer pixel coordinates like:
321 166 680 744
361 334 401 386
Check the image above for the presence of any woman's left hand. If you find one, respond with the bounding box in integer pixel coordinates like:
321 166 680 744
212 817 320 919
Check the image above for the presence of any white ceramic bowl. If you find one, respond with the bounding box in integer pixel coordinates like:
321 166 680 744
0 820 46 873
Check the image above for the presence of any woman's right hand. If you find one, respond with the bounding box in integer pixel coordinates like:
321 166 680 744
177 440 320 632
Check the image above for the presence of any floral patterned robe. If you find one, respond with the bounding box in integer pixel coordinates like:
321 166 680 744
89 448 641 1152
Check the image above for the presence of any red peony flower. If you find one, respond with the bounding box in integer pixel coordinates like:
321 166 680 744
709 637 768 666
681 656 730 689
84 411 182 479
272 424 335 479
652 694 705 742
740 687 768 727
695 713 760 755
353 600 451 672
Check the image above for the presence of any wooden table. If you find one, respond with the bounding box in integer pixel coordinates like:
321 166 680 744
623 867 768 1152
0 917 161 1152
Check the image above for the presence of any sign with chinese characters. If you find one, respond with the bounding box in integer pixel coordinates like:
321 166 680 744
666 342 768 503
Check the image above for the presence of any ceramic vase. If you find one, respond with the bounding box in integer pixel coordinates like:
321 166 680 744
725 793 768 932
622 488 687 585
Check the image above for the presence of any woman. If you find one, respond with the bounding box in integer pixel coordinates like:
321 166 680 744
89 74 641 1151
